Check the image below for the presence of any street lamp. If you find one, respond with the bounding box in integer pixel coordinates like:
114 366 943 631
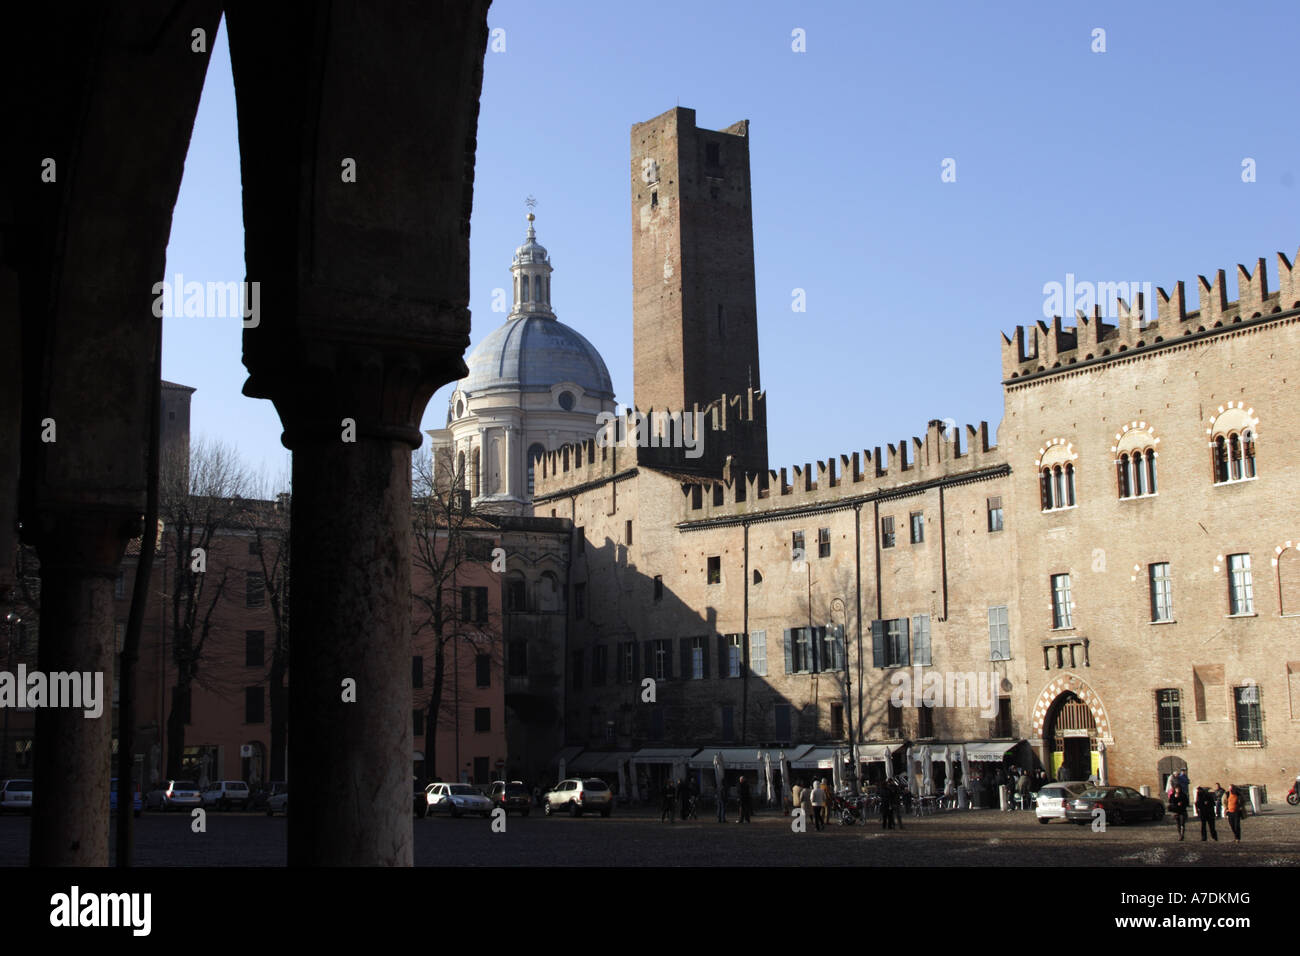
2 612 22 779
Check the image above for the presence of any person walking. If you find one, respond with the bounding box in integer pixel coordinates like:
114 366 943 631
677 777 691 821
715 782 728 823
1224 785 1244 842
737 775 752 823
1168 785 1189 841
1016 768 1031 811
661 779 676 823
1213 782 1226 819
880 780 895 830
791 781 804 820
810 777 827 831
1194 786 1218 842
893 779 906 830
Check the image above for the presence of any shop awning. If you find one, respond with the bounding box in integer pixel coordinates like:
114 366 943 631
568 751 634 774
689 745 813 770
857 743 905 762
630 747 698 764
963 741 1023 762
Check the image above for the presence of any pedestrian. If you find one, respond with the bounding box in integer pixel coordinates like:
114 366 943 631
661 778 676 823
677 777 691 821
1174 768 1190 798
791 780 804 818
1224 785 1244 842
1168 785 1188 841
1213 782 1226 819
1194 786 1218 842
810 777 826 831
1016 769 1031 810
737 775 752 823
880 780 895 830
715 781 728 823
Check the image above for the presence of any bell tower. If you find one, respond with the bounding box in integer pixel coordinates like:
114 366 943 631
630 106 767 474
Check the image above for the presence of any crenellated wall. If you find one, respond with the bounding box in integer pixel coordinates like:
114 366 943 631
1002 248 1300 380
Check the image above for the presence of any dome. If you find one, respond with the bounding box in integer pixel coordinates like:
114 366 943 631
462 315 614 399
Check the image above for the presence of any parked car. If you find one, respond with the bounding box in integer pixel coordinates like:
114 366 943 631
200 780 251 811
422 782 494 818
544 778 613 818
110 777 142 817
265 783 288 817
0 779 33 814
1065 786 1166 825
145 780 203 811
1034 782 1089 824
488 780 531 816
249 781 286 812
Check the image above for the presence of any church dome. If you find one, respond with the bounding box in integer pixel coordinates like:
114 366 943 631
462 315 614 398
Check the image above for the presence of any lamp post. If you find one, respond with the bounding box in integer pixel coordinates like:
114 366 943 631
2 612 21 778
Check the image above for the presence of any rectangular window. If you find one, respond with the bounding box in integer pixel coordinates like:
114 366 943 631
571 650 584 690
620 642 635 683
987 496 1004 532
506 579 526 612
1157 689 1184 744
870 619 911 668
248 540 261 556
626 520 633 546
707 556 721 585
413 709 424 738
1149 563 1173 622
817 528 830 559
822 626 841 671
465 537 494 561
1228 554 1254 615
592 645 607 686
574 583 586 619
653 575 663 601
1052 573 1073 629
246 571 265 608
649 707 664 740
994 698 1012 738
792 530 805 563
244 687 264 724
880 516 895 549
461 586 488 623
691 636 705 679
788 627 812 673
749 631 767 677
774 704 791 741
475 653 490 688
917 705 933 738
246 630 264 668
721 705 735 742
654 639 671 680
988 606 1010 661
412 655 424 688
508 640 527 677
706 142 720 166
910 511 924 544
474 707 491 733
1233 685 1261 742
887 702 902 736
830 702 844 738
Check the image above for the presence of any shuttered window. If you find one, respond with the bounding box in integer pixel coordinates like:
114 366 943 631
911 615 931 666
749 630 766 676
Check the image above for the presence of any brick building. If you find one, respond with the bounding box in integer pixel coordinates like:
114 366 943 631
528 105 1300 801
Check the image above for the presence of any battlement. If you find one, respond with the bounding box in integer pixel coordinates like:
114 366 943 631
530 389 767 500
677 417 1002 521
1002 247 1300 381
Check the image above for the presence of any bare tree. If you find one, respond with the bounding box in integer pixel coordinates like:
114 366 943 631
160 437 254 779
410 449 503 784
241 489 290 785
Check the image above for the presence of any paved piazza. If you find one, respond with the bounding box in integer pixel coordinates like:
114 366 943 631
1 806 1296 867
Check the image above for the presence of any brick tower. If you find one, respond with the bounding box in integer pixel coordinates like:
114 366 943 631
630 107 768 475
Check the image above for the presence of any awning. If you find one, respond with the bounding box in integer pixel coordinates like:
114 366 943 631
857 743 905 762
793 746 853 770
689 745 813 770
963 741 1023 762
551 746 583 766
630 747 698 764
568 751 634 774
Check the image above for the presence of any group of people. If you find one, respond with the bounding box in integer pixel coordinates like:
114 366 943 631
790 778 833 830
662 775 755 824
1165 771 1248 843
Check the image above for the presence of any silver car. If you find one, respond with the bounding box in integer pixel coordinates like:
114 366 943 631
1035 782 1089 823
0 779 33 814
544 778 614 818
423 783 494 818
147 779 203 811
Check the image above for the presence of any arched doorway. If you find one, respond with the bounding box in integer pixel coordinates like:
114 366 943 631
1156 755 1187 795
1045 693 1097 782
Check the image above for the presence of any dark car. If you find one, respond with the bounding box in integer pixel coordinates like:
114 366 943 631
488 780 531 816
1064 786 1165 825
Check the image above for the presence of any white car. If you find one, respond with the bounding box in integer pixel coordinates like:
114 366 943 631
146 779 203 811
1035 782 1089 823
0 779 33 814
544 778 614 818
200 780 251 811
265 783 288 817
422 783 493 818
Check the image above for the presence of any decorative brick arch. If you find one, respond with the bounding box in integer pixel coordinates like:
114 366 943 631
1030 674 1111 739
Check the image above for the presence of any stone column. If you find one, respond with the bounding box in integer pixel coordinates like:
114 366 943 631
28 510 131 865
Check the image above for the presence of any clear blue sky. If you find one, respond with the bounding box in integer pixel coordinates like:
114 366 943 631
162 0 1300 489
